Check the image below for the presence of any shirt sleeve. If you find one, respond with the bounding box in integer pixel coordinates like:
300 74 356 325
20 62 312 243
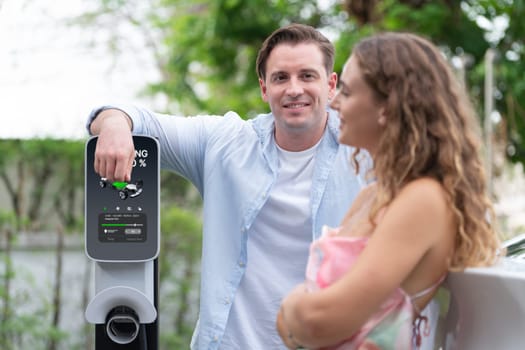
86 103 224 191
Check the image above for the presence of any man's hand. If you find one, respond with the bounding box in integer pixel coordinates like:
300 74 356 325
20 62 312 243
90 109 135 182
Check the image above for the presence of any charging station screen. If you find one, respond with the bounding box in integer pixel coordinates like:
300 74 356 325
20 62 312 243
99 213 147 242
85 135 159 261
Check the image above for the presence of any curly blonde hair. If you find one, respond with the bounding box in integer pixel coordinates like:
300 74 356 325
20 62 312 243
352 32 501 270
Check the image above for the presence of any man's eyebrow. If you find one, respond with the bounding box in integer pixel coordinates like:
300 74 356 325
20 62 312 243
300 68 321 75
269 70 287 77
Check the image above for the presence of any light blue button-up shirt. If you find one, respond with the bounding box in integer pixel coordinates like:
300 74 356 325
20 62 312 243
88 105 369 349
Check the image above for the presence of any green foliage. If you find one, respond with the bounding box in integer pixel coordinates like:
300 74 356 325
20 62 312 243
0 139 85 231
470 0 525 162
158 205 202 348
465 0 525 164
0 139 84 349
339 0 525 167
160 170 199 210
161 205 202 254
0 262 69 350
380 0 449 34
0 211 16 231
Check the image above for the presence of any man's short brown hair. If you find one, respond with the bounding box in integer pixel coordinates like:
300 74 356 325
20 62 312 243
256 23 335 81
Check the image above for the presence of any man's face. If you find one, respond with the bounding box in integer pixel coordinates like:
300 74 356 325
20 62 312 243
259 43 337 150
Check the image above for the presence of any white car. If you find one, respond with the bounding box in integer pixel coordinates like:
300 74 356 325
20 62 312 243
437 234 525 350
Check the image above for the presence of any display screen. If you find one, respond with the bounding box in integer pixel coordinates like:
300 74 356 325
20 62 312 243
99 213 147 242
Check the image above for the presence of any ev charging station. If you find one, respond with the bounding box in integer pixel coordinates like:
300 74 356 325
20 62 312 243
85 135 160 350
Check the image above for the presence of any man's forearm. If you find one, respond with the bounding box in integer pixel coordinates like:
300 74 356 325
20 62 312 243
90 109 133 135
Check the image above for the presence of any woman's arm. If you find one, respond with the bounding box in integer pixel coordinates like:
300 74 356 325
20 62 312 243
278 178 454 349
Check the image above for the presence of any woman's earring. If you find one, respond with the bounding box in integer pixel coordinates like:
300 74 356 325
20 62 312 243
378 116 386 126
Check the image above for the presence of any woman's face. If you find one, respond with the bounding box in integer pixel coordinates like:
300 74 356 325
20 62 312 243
330 55 385 156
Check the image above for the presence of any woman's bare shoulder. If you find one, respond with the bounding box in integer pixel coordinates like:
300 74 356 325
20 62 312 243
378 178 454 243
396 178 449 211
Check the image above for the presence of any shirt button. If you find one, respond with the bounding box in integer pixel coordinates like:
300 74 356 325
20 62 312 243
238 261 245 267
224 297 230 304
213 336 218 342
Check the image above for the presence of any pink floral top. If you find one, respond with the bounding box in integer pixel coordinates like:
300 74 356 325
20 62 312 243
305 226 442 350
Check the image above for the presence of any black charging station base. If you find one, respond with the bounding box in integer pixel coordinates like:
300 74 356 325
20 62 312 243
95 259 159 350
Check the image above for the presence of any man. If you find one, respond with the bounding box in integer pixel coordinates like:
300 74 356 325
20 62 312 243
88 23 368 349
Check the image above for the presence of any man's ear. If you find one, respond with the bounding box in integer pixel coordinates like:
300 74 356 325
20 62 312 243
328 72 338 100
259 78 268 102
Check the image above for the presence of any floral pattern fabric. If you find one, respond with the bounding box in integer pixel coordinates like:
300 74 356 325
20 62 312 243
305 226 433 350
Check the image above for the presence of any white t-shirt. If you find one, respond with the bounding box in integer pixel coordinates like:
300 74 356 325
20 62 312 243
221 142 318 349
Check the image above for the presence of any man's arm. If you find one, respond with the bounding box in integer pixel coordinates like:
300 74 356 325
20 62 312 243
89 109 135 182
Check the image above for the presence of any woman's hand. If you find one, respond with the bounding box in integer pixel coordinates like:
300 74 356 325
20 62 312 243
277 284 309 349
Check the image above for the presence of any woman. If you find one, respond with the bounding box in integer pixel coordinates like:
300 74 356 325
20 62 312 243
276 32 501 350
